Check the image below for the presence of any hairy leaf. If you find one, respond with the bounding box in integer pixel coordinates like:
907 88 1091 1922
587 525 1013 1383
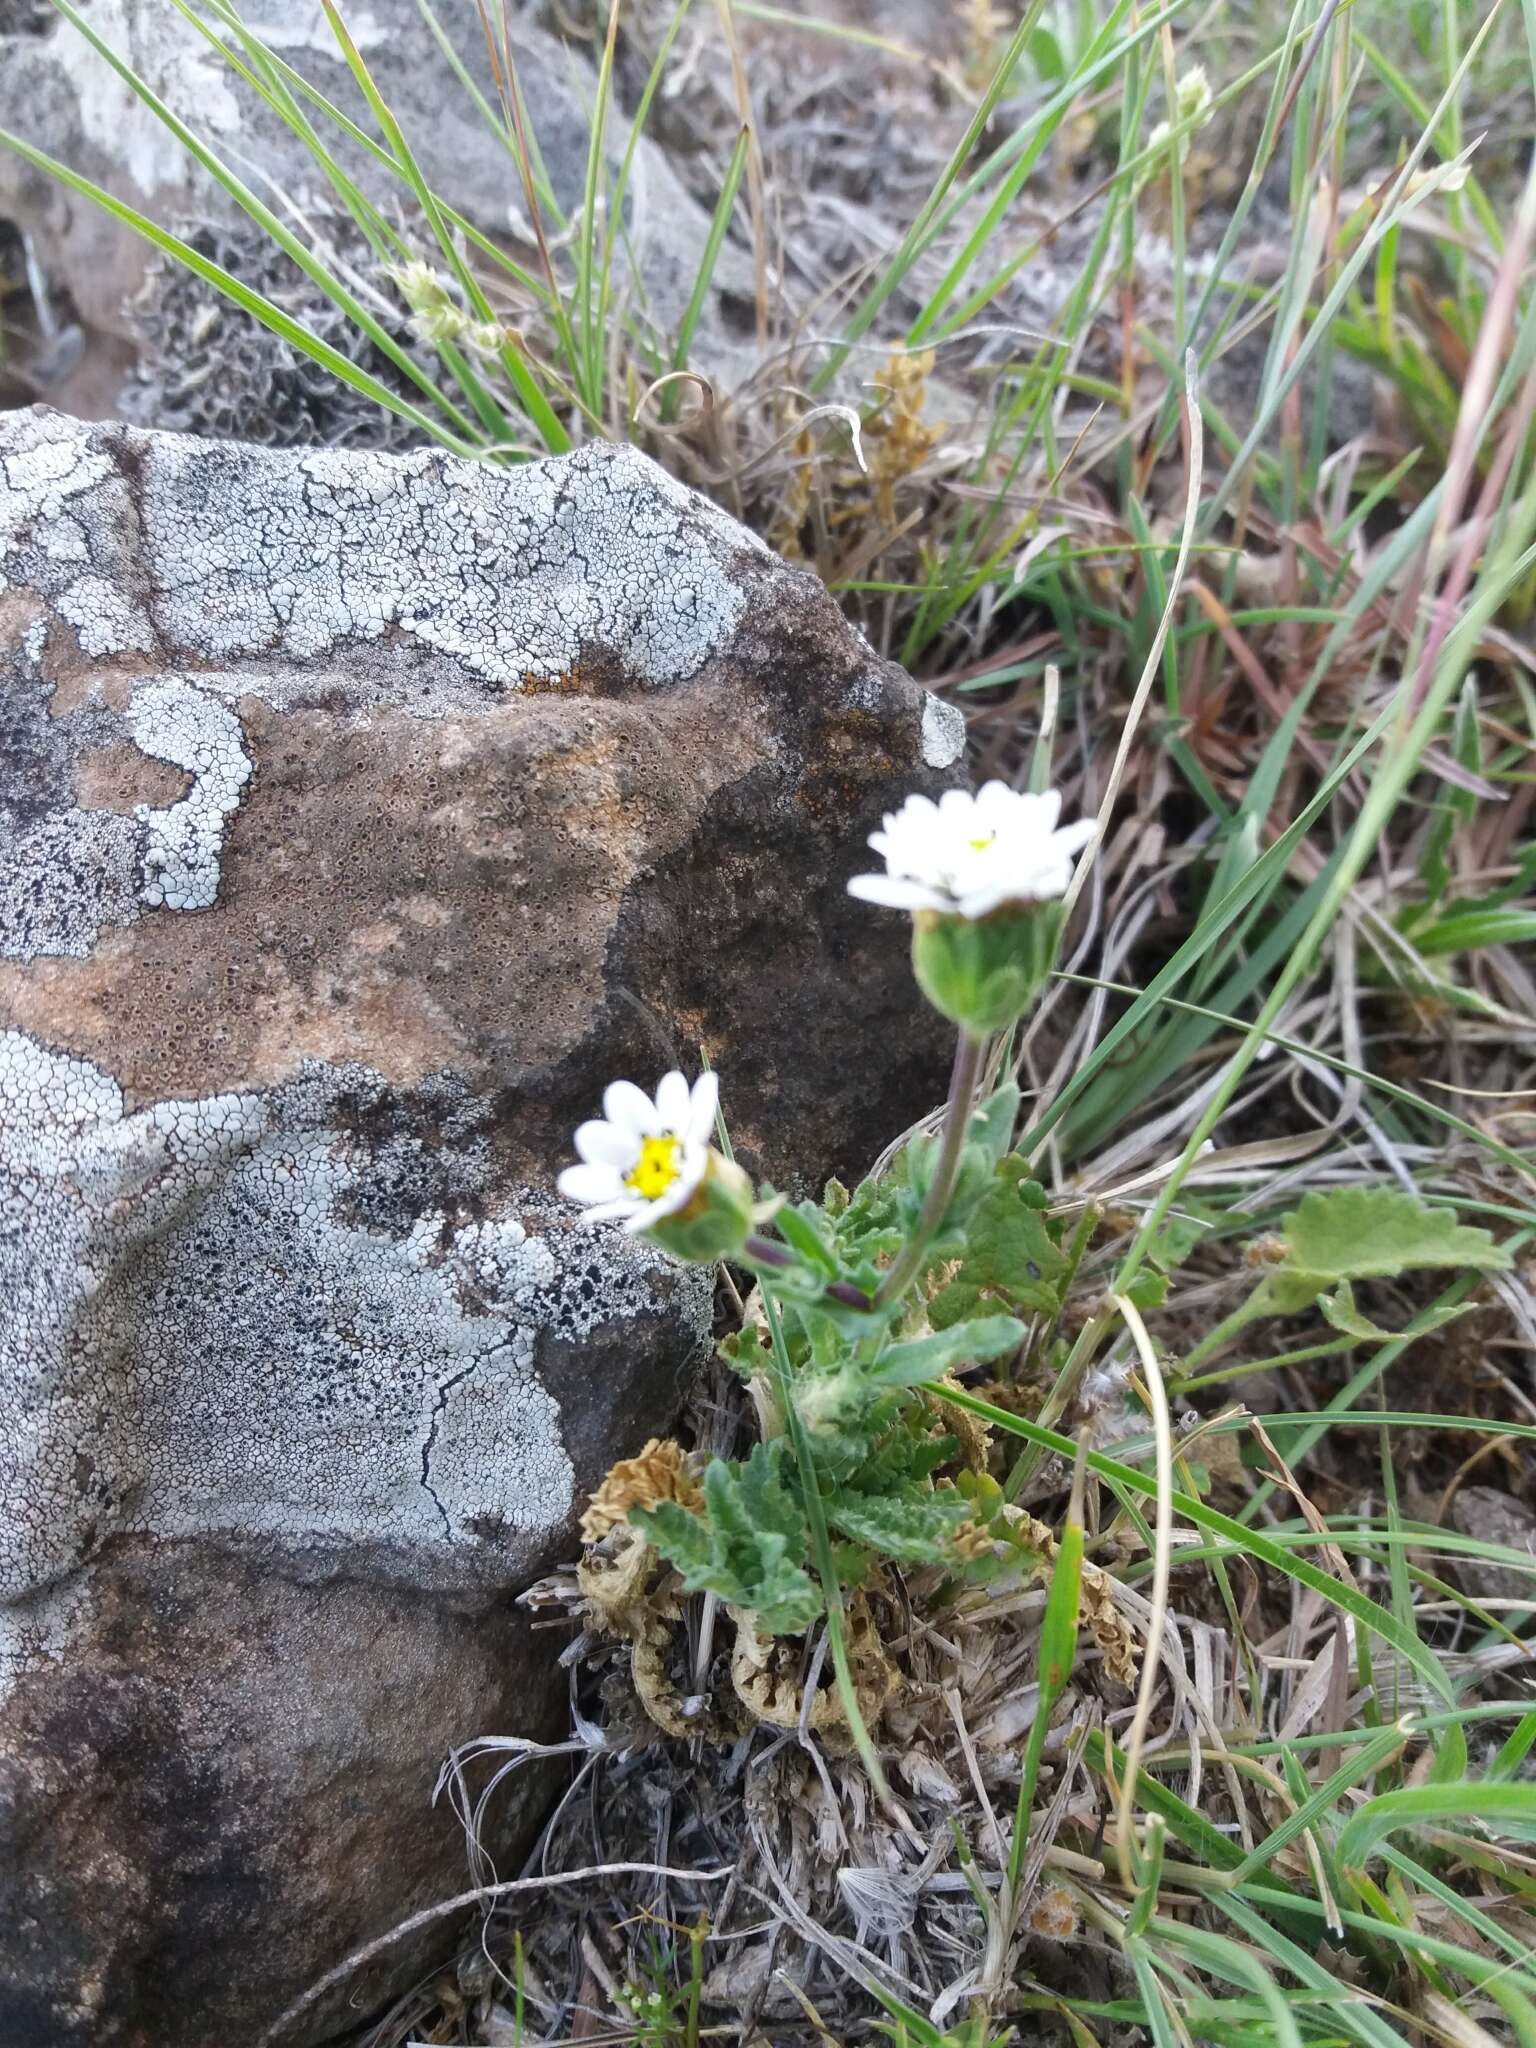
967 1081 1022 1170
827 1488 970 1562
867 1313 1025 1387
634 1441 821 1636
1280 1188 1512 1285
928 1156 1068 1329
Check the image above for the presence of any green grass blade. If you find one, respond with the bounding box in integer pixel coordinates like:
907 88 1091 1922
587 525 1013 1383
42 0 487 445
662 125 750 420
0 126 478 453
318 0 570 451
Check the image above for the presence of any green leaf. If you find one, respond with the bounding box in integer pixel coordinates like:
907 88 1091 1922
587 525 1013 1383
774 1201 840 1278
866 1314 1025 1388
826 1489 970 1563
1415 675 1480 905
967 1082 1022 1169
1027 26 1065 82
849 1411 953 1491
1337 1782 1536 1876
633 1441 821 1636
1412 907 1536 957
718 1324 771 1379
1145 1203 1222 1274
665 122 749 411
1317 1279 1473 1342
1038 1514 1083 1694
928 1157 1068 1330
1122 1269 1169 1311
1280 1187 1512 1286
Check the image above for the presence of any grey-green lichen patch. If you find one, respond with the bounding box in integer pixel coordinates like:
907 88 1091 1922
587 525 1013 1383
1 623 140 958
142 430 757 683
0 1032 711 1656
2 407 760 690
922 693 965 769
2 408 780 960
128 677 252 910
0 628 256 955
0 424 155 655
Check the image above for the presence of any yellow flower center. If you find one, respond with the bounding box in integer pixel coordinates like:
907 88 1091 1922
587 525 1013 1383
626 1132 683 1202
968 831 996 852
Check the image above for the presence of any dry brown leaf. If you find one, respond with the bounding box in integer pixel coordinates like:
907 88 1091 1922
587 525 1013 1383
580 1436 703 1544
729 1601 896 1737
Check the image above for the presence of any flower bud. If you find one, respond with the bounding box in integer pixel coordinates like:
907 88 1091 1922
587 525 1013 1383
640 1149 754 1264
910 903 1061 1035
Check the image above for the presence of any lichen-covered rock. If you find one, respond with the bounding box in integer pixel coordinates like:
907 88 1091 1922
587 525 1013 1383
0 0 758 426
0 407 963 2047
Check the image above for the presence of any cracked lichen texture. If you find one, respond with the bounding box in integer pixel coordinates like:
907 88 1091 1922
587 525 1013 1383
0 1032 710 1643
0 409 752 1680
2 410 758 958
2 405 755 685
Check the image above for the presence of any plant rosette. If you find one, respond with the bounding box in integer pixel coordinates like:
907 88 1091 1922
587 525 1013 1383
558 1070 753 1261
848 783 1095 1033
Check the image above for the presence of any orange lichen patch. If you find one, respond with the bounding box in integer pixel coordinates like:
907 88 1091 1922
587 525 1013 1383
73 743 190 815
518 646 639 698
518 665 587 696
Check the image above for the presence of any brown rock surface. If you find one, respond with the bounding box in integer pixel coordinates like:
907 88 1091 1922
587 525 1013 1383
0 407 962 2046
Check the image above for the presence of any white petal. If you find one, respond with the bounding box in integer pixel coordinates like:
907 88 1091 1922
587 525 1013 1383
581 1197 645 1226
892 792 938 830
848 872 954 912
955 879 1017 919
959 849 1076 915
974 779 1019 816
558 1161 627 1205
687 1070 720 1143
574 1119 637 1169
603 1078 661 1137
938 787 975 821
654 1070 691 1132
1052 817 1097 856
875 840 928 882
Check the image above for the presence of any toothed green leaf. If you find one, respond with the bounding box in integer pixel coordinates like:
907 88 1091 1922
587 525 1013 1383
1280 1188 1512 1285
633 1441 820 1636
826 1488 971 1562
928 1156 1068 1330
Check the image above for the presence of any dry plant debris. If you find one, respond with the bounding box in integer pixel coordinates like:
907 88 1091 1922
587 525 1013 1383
24 2 1536 2044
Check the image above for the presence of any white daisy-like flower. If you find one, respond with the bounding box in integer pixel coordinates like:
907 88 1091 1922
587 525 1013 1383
848 783 1095 921
557 1070 720 1232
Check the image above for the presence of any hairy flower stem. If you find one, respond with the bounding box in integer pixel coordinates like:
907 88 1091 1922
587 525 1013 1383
873 1029 987 1312
743 1234 793 1269
742 1237 875 1315
758 1286 894 1807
